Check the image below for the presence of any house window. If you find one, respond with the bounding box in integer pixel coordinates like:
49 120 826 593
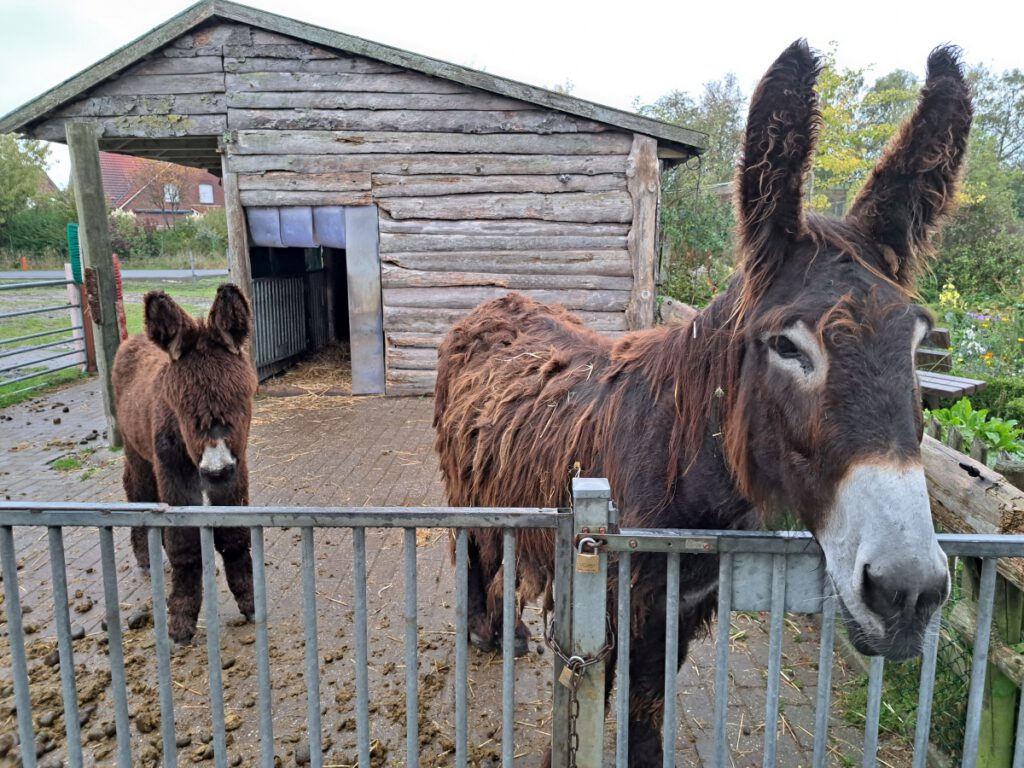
198 183 214 204
164 184 180 204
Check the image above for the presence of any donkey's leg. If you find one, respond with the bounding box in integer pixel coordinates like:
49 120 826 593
163 527 203 644
465 530 499 652
122 446 158 571
214 527 255 621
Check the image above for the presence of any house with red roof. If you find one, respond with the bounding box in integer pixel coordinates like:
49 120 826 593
99 152 223 228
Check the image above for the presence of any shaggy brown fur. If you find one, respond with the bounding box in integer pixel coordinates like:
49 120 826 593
113 284 257 644
434 40 971 766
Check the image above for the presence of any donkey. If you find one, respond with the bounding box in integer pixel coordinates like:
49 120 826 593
434 41 971 765
113 284 258 644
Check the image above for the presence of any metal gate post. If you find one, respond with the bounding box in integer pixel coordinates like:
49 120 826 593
570 478 611 767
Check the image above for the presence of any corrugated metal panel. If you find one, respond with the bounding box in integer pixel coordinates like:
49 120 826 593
305 270 329 352
253 276 307 380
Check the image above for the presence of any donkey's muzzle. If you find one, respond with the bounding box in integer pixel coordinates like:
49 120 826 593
200 463 236 485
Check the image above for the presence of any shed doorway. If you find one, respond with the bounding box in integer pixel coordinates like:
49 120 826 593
245 205 384 395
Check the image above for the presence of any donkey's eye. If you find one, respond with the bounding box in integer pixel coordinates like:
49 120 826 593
769 335 802 359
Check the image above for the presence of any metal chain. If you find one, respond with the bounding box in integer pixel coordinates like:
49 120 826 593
544 618 615 768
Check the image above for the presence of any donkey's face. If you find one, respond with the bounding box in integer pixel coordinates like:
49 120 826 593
731 42 971 659
146 284 257 496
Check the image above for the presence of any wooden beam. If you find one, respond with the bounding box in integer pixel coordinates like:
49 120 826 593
220 154 254 367
625 135 659 330
66 122 122 449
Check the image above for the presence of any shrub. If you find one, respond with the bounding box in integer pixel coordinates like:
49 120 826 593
924 397 1024 463
660 186 736 307
970 376 1024 423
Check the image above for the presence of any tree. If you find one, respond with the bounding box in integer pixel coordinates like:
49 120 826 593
127 160 209 228
0 134 49 228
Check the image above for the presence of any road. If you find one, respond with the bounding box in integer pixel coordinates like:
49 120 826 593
0 268 228 281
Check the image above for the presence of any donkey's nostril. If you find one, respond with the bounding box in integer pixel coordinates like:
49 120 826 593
862 561 948 620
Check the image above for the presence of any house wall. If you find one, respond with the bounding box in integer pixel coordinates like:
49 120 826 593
27 21 660 396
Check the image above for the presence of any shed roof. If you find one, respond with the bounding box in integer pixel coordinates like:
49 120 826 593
0 0 706 157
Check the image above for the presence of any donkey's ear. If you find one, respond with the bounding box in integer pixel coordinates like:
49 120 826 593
208 284 252 355
847 46 972 287
737 39 822 302
145 291 198 361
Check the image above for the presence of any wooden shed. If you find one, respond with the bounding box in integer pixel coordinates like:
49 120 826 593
0 0 705 396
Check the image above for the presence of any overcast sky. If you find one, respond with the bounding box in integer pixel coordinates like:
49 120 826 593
1 0 1019 187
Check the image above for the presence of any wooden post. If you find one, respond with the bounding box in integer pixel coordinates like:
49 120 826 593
66 122 122 448
220 154 255 367
625 134 659 331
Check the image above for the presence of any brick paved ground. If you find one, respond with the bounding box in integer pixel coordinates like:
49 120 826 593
0 373 900 767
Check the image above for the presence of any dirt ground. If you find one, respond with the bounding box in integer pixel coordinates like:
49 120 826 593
0 350 903 767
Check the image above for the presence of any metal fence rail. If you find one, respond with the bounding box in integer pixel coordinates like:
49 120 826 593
0 501 565 768
562 477 1024 768
0 275 85 390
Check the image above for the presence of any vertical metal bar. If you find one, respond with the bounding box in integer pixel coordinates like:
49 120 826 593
353 528 371 768
570 478 610 768
862 655 885 767
502 529 516 768
301 527 324 768
811 580 837 768
615 551 632 768
551 510 574 768
455 528 469 768
662 552 681 767
403 528 419 768
200 528 228 768
147 527 177 768
250 528 275 768
912 612 942 768
713 553 734 768
47 527 83 768
1 526 37 768
763 553 787 768
963 557 999 768
99 527 132 768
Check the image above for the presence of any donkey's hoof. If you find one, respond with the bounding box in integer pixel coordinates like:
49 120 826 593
242 612 255 623
469 630 496 653
514 635 530 658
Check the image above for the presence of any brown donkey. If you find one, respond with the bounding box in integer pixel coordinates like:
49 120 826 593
113 285 257 644
434 41 971 765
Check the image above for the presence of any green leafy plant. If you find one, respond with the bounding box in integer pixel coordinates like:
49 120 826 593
925 398 1024 462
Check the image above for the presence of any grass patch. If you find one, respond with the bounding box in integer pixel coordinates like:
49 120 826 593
125 276 223 301
0 368 89 410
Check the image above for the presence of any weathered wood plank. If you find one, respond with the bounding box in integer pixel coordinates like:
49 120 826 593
379 234 628 253
56 94 226 117
228 130 634 156
228 108 606 134
383 287 629 312
225 152 629 176
377 218 629 236
383 305 627 333
224 54 403 74
34 115 227 141
126 55 224 76
249 29 310 46
381 265 633 291
372 173 626 197
386 368 437 397
90 73 226 97
175 22 252 49
378 191 632 224
227 90 527 111
625 135 660 330
381 251 632 277
237 171 371 192
238 190 373 207
226 71 469 94
386 332 446 349
223 43 338 61
386 347 438 370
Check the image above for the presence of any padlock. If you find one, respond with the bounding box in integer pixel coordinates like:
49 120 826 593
575 551 599 573
558 665 576 688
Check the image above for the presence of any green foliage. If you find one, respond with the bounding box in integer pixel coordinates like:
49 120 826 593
924 398 1024 462
107 209 226 263
968 376 1024 424
0 134 49 228
2 190 77 259
659 185 735 307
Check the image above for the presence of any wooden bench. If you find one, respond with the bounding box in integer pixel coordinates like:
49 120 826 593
916 327 987 408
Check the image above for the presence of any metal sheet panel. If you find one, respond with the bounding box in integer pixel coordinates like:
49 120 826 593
246 208 284 248
279 207 317 248
344 206 385 395
313 206 347 249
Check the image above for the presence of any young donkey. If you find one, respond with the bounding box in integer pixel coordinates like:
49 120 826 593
434 41 972 765
113 285 258 644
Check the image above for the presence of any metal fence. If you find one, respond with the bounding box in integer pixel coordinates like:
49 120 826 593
252 270 329 380
564 478 1024 768
3 482 1024 767
0 274 86 393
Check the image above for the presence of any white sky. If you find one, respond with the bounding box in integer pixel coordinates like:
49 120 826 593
0 0 1019 188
